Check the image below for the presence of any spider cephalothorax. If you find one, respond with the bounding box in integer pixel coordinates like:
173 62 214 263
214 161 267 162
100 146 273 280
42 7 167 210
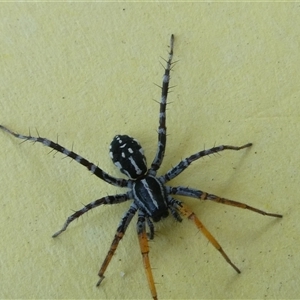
109 134 147 179
110 134 170 222
0 35 282 300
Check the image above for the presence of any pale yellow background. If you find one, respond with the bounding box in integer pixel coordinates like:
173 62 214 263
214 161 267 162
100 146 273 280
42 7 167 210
0 2 298 300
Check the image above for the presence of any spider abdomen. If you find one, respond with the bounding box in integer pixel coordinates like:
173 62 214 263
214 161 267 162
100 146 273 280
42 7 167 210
133 175 169 222
109 135 147 179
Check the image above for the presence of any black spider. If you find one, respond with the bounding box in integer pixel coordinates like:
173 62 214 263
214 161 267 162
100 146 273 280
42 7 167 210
0 35 282 300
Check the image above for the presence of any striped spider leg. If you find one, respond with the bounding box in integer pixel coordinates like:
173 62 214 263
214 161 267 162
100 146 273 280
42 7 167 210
168 186 283 219
0 34 282 300
0 125 130 188
150 31 174 172
0 34 175 300
157 143 282 275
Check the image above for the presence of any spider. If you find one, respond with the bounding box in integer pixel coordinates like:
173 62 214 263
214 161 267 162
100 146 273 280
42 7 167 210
1 34 282 300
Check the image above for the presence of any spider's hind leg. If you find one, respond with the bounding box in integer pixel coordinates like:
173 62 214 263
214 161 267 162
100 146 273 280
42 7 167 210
168 197 241 274
204 194 283 218
97 203 137 286
137 211 158 300
169 186 283 218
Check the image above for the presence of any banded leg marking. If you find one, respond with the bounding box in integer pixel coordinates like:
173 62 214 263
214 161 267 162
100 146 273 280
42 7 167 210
97 203 137 286
52 193 130 237
0 125 129 187
169 186 283 218
160 143 252 183
146 217 155 240
151 34 174 172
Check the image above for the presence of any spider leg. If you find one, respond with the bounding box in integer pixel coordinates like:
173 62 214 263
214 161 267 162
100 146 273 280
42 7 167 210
168 197 241 274
0 125 130 188
137 211 157 300
168 186 283 218
150 34 174 173
52 193 131 237
160 143 252 183
146 217 155 240
97 203 137 286
168 204 183 222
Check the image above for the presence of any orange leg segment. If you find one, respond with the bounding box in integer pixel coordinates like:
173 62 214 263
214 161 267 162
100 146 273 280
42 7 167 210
138 225 158 300
96 204 137 286
203 194 283 218
176 202 241 274
96 232 124 286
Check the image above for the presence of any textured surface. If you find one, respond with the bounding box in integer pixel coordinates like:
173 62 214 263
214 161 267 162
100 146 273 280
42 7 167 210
0 3 298 299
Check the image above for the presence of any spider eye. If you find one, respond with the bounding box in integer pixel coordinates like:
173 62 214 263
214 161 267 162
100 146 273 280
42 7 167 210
109 135 147 179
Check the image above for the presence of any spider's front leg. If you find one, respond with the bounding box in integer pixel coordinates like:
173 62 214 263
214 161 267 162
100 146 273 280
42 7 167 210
0 125 129 187
150 34 174 173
